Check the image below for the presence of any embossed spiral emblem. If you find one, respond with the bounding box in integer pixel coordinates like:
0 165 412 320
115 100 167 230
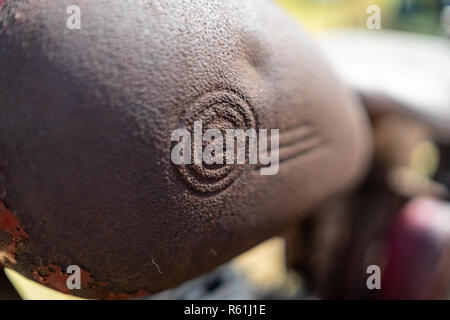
176 91 257 194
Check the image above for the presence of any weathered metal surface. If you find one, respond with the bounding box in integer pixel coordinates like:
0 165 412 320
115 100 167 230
0 0 371 299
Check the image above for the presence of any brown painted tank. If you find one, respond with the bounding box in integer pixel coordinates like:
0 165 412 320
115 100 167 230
0 0 372 299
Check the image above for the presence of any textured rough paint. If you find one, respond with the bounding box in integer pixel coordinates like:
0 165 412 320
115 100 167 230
0 201 28 265
31 264 107 294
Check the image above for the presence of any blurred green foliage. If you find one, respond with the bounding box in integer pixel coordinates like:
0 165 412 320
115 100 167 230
278 0 446 35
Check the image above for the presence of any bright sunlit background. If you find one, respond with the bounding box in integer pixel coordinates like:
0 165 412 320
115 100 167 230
278 0 448 36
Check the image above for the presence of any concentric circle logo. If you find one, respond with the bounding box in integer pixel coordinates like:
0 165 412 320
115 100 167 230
175 91 257 194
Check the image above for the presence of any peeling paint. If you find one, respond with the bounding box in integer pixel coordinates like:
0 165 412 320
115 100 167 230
0 249 16 264
0 201 28 265
0 201 28 239
31 264 108 294
31 265 77 294
106 289 150 300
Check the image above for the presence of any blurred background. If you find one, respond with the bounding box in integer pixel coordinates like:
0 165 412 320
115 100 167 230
278 0 449 36
273 0 450 300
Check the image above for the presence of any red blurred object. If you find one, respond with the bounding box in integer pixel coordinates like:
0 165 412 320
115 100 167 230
381 197 450 299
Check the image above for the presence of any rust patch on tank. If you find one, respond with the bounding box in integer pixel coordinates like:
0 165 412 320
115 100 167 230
31 264 108 294
0 201 29 265
106 289 150 300
0 201 28 239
